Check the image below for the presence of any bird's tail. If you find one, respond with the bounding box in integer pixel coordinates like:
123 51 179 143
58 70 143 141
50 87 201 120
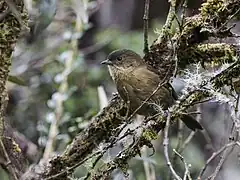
181 114 203 131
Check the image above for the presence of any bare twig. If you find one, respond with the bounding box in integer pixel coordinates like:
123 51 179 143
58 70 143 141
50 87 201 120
198 142 237 178
180 0 188 31
173 149 192 180
209 148 231 180
170 120 183 177
43 51 74 160
234 94 239 115
156 0 177 43
163 112 182 180
191 97 214 106
83 154 103 180
168 32 179 77
181 132 196 152
142 146 156 180
169 105 200 180
208 96 240 180
0 138 18 180
143 0 150 54
217 7 240 32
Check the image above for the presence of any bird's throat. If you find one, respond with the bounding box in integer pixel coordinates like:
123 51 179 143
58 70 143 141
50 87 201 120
108 65 133 83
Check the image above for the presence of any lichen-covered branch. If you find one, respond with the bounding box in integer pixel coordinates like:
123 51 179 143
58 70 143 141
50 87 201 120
145 0 240 79
22 96 128 179
0 0 28 179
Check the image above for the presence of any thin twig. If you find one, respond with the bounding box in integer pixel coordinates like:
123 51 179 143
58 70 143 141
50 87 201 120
45 151 103 180
163 112 182 180
168 32 178 77
143 0 150 54
142 146 156 180
173 149 192 180
218 7 240 32
180 131 195 153
191 97 214 106
198 142 237 178
173 50 179 77
156 0 177 43
170 105 201 180
209 95 240 180
0 138 18 180
234 94 239 115
43 51 74 160
83 154 103 180
209 148 230 180
180 0 188 32
169 120 183 180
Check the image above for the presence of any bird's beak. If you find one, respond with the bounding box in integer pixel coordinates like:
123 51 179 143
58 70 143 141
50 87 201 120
101 59 113 66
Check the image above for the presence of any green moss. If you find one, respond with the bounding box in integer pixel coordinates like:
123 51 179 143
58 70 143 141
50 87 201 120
142 129 158 141
12 140 21 153
200 0 224 18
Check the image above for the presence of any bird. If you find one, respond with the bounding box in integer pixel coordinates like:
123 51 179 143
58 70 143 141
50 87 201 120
101 49 203 131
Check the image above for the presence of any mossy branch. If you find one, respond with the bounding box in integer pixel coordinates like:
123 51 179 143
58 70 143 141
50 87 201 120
0 0 28 179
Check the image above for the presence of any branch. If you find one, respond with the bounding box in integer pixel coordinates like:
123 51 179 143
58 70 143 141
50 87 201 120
143 0 150 54
198 142 239 178
163 113 182 180
0 0 28 179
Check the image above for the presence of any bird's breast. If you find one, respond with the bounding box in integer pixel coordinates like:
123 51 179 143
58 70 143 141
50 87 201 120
108 66 175 115
108 66 133 83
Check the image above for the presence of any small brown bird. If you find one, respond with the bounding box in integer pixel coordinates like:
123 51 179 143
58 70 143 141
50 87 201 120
101 49 203 131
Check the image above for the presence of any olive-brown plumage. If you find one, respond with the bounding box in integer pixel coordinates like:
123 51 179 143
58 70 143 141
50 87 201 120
101 49 202 131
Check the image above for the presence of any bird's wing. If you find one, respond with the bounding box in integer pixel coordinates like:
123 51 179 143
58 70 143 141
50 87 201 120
129 66 177 109
128 66 203 131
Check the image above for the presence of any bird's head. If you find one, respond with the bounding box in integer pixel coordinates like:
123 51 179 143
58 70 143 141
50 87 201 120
101 49 143 70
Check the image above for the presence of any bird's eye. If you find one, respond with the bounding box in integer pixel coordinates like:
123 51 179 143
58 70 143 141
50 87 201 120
117 57 122 61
